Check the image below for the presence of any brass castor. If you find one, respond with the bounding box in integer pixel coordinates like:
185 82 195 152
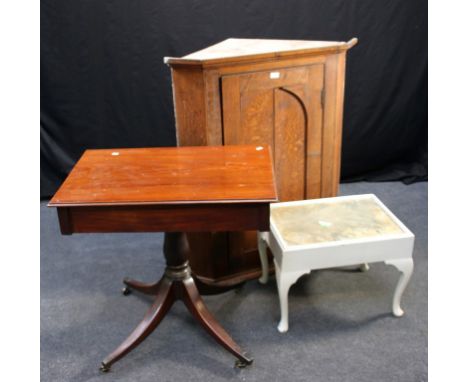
99 362 111 373
234 357 253 369
121 287 131 296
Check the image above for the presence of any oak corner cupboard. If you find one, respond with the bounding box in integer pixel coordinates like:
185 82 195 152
165 37 358 287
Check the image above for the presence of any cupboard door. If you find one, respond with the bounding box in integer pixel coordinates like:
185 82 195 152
221 65 324 263
222 64 324 201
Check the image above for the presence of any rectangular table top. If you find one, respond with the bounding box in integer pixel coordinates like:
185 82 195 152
49 145 277 207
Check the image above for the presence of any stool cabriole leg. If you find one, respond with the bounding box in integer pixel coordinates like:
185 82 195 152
275 263 304 333
257 232 269 284
385 258 414 317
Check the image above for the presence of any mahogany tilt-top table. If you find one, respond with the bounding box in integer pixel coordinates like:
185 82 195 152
49 145 277 372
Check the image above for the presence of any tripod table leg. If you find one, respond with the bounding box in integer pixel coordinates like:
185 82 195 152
123 277 161 295
180 277 253 367
101 277 174 372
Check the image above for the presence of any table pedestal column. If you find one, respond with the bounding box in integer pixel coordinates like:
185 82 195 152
100 232 253 372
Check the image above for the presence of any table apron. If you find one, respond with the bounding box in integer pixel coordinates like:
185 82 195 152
57 203 270 234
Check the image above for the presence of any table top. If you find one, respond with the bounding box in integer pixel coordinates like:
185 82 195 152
49 145 277 207
271 194 410 247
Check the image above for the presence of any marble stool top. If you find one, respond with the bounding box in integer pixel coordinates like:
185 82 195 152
271 195 404 246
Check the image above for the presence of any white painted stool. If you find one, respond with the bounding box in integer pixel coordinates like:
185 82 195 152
257 194 414 333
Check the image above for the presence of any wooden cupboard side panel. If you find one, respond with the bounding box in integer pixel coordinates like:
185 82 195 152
171 66 207 146
203 69 224 145
332 52 347 195
221 76 242 144
321 53 346 197
305 64 325 199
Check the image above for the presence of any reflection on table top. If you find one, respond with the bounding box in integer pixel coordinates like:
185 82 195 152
49 145 277 207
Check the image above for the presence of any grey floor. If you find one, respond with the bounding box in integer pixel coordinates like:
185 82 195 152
41 181 427 382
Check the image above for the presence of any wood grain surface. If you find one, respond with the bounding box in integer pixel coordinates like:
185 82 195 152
56 203 270 235
165 38 357 286
165 37 357 67
49 145 277 206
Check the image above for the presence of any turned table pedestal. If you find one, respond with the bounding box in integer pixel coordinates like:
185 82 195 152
49 145 277 371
